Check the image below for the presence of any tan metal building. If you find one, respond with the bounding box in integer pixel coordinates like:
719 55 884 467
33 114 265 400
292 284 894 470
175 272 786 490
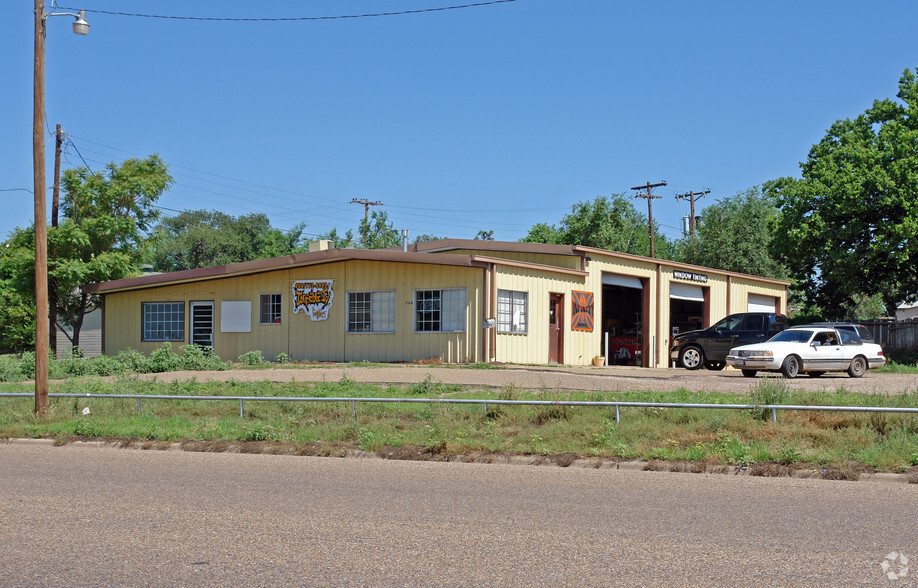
85 240 789 367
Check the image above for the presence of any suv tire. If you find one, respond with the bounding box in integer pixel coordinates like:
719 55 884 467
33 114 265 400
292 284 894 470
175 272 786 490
679 346 704 370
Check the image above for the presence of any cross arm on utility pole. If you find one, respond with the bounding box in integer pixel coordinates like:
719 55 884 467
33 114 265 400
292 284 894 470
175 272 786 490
675 189 710 243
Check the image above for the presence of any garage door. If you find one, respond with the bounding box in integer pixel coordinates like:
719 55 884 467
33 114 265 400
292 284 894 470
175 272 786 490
670 283 704 302
602 273 643 289
747 294 776 313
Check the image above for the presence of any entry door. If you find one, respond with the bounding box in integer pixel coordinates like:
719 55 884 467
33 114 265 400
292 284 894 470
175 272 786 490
190 301 214 348
548 294 564 364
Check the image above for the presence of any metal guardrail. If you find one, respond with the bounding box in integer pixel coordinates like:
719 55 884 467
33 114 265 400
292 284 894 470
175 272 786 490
2 392 918 422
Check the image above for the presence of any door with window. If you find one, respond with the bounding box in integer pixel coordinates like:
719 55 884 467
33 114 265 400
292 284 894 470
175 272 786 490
548 293 563 364
190 301 214 348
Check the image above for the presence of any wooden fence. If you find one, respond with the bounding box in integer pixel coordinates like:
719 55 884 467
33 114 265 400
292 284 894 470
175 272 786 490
862 318 918 355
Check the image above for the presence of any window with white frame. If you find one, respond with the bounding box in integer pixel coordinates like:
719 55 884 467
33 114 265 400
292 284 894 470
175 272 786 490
142 302 185 341
259 293 282 324
347 290 395 333
415 288 466 332
497 289 528 334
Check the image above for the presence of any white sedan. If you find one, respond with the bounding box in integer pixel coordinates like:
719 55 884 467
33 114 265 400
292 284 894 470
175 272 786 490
726 327 885 379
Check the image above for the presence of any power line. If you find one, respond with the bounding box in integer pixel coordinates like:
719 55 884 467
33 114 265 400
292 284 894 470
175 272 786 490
56 1 518 22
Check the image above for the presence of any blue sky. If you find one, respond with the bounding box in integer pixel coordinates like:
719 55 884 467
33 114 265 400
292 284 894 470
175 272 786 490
2 0 917 245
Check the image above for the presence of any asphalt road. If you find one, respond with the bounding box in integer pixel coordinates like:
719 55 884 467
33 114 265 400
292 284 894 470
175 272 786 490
1 442 916 586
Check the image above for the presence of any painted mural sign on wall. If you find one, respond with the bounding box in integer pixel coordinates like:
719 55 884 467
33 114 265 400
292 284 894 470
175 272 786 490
292 279 335 321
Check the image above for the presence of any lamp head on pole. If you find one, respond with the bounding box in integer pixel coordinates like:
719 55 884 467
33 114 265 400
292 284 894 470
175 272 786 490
72 9 89 35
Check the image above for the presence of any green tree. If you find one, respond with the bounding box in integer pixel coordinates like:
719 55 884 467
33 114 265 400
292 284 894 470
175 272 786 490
679 187 787 279
413 234 441 244
150 210 306 271
1 156 173 352
766 68 918 317
522 194 673 258
319 227 356 249
358 210 400 249
0 233 37 353
474 229 494 241
55 155 173 348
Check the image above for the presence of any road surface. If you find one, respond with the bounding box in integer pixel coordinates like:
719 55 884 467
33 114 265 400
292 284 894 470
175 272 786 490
1 442 915 586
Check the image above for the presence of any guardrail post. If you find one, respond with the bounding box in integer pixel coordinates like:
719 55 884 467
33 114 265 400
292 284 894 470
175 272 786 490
137 397 142 414
239 399 244 418
351 400 357 418
772 408 777 422
615 404 621 423
483 401 487 414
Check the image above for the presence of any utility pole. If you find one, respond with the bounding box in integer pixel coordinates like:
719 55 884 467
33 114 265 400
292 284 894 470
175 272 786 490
675 189 709 243
33 0 49 414
350 198 383 223
350 198 383 247
631 181 667 258
49 124 64 357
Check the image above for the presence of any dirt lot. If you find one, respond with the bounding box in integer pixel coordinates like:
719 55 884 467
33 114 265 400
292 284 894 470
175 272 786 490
137 363 918 395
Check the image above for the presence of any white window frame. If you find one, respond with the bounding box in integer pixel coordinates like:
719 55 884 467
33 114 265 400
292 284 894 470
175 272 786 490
346 290 396 333
414 288 466 333
141 301 185 342
497 289 528 334
259 293 283 325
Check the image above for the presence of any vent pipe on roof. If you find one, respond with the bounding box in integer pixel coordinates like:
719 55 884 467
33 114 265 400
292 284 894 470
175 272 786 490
401 229 409 252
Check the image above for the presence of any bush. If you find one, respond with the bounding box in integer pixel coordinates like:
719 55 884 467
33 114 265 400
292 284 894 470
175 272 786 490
148 343 181 373
179 345 227 371
18 351 36 378
749 377 789 420
238 350 267 365
275 352 290 364
116 348 149 373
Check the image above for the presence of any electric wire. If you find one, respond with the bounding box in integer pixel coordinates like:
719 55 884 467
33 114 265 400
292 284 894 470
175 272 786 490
56 1 518 22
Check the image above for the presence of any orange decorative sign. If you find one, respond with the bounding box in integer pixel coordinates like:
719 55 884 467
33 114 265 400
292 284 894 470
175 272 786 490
292 279 335 321
571 290 594 332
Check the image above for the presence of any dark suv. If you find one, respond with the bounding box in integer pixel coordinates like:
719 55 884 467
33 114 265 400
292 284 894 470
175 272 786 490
670 312 789 370
795 322 874 344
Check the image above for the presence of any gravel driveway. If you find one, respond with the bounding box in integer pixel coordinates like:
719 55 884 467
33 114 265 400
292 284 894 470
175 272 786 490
137 363 918 395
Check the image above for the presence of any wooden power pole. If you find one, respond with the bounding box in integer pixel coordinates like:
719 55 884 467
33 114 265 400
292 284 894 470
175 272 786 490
631 181 667 258
350 198 383 223
675 189 709 243
49 124 64 357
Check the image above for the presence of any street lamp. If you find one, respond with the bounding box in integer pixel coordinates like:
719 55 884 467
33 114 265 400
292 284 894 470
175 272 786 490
33 1 88 414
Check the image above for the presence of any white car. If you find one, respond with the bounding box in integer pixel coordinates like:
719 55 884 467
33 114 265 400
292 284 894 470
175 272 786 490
726 327 885 379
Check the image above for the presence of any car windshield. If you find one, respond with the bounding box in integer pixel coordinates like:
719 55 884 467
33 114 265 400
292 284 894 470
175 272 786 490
768 330 813 343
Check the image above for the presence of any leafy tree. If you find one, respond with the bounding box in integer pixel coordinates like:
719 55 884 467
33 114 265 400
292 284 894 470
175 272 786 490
319 227 356 249
2 156 173 351
474 229 494 241
0 233 37 353
766 68 918 316
358 210 400 249
150 210 306 271
56 155 173 348
521 194 673 258
679 187 787 279
413 233 441 244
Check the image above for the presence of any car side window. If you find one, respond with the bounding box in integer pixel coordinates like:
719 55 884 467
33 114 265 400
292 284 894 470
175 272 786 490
840 331 862 345
743 315 764 331
714 315 745 333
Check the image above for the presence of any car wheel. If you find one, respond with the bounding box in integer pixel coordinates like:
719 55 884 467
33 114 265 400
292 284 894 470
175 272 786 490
847 356 867 378
807 371 825 378
781 355 800 379
741 369 757 378
679 346 704 370
705 361 727 371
